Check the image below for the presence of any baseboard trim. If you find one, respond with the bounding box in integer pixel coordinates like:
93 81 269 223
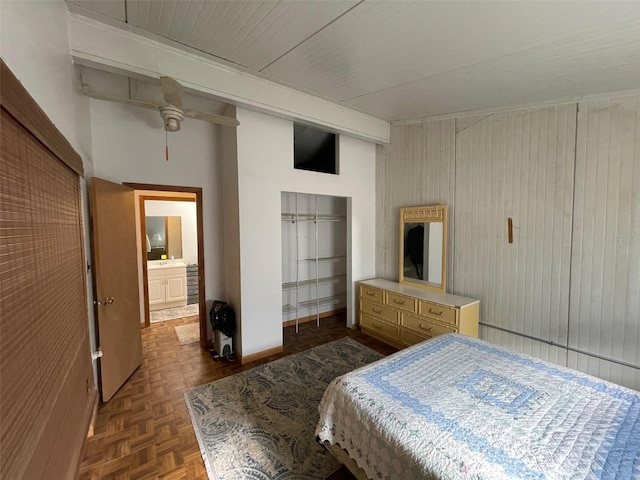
73 386 98 478
240 345 284 365
282 307 347 328
86 388 99 438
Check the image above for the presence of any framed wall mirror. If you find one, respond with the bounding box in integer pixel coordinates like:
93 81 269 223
146 216 183 261
399 205 447 292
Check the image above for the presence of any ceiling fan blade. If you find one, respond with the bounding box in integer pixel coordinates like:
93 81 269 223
82 91 158 111
159 76 183 107
184 109 240 127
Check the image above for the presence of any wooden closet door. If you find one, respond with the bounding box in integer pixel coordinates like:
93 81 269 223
0 61 95 479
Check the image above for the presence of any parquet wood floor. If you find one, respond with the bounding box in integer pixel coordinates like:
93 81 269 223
79 314 396 480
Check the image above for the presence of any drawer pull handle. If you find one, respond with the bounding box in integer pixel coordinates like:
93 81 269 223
418 323 434 332
429 308 444 316
373 323 383 330
372 308 382 314
366 292 375 296
394 299 406 305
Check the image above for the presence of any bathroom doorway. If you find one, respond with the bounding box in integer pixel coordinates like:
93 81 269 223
144 197 198 322
126 183 208 348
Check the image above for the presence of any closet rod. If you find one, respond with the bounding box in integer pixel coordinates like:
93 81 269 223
479 322 640 370
315 195 320 328
294 194 299 333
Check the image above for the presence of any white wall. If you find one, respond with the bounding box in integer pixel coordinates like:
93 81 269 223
0 0 97 381
220 106 243 353
0 0 92 164
234 107 376 358
145 200 198 265
89 101 224 321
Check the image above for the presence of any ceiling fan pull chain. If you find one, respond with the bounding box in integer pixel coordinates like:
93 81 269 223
165 130 169 162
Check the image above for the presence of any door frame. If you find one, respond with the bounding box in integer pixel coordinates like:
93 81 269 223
125 182 208 348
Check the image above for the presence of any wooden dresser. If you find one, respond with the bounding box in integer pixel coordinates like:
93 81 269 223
359 278 479 349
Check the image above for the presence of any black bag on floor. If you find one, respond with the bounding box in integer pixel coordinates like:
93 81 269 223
210 301 236 338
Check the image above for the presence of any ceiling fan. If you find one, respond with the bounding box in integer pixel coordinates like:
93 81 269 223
82 75 239 131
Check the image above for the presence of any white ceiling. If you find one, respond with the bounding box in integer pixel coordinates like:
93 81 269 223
67 1 640 122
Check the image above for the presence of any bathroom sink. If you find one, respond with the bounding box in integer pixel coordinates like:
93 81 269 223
147 261 186 270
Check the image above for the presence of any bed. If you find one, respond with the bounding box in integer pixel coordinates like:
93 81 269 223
316 334 640 479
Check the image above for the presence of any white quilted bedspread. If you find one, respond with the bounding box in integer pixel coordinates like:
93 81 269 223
316 334 640 480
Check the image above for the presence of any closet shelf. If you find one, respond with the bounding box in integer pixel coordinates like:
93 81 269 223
282 294 346 313
281 192 348 331
282 275 346 290
298 255 346 264
281 213 345 223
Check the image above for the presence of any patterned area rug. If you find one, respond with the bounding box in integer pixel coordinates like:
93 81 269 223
174 323 200 345
150 303 199 323
184 337 383 480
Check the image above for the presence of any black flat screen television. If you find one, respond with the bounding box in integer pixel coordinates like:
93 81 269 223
294 124 337 174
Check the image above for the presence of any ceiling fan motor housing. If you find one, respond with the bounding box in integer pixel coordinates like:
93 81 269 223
159 105 184 132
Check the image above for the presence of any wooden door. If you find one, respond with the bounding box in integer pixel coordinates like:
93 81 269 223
90 177 143 401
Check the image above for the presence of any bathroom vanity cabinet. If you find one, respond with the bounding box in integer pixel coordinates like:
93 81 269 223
148 263 187 311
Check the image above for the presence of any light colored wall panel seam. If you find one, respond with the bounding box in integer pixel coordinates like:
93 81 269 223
569 96 640 386
453 104 576 351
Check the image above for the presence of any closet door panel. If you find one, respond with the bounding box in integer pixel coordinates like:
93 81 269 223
569 96 640 389
454 105 577 360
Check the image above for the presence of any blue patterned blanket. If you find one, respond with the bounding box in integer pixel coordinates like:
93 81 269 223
316 334 640 479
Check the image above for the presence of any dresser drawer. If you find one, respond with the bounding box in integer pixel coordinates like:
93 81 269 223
360 285 384 303
402 313 456 337
419 301 457 326
400 329 432 347
386 292 417 313
361 313 400 340
360 299 399 324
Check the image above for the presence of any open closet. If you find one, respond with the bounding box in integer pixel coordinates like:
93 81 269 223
281 192 347 332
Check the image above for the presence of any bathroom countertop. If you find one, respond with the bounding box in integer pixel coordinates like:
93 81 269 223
147 261 187 270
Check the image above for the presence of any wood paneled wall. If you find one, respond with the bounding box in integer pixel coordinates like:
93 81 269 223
376 120 455 282
568 96 640 387
455 106 576 365
376 95 640 389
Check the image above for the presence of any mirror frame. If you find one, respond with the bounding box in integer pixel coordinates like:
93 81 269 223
398 205 447 293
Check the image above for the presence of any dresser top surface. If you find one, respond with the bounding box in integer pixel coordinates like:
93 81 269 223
361 278 479 308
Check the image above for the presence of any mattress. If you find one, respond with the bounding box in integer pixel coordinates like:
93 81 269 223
316 334 640 479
